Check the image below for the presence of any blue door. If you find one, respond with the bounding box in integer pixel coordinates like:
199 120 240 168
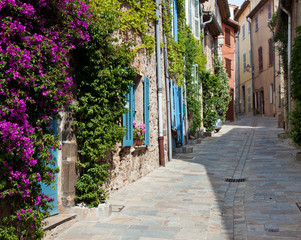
171 81 183 149
41 119 59 216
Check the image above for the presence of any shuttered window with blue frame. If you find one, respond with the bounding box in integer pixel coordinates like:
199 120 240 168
144 77 150 146
123 86 133 146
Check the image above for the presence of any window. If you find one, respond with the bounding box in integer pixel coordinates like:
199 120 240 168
123 86 133 146
270 84 273 103
123 77 150 146
248 21 251 34
249 48 252 64
171 0 178 42
194 0 200 39
225 58 231 78
268 38 273 65
248 86 251 112
258 46 263 72
225 27 230 46
243 52 247 72
255 16 258 31
242 24 246 40
268 4 272 20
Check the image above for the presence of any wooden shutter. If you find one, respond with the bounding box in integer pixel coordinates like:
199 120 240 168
242 24 245 40
225 28 230 46
174 0 178 42
179 86 184 146
243 53 247 72
258 46 263 71
123 86 133 146
170 79 175 128
225 58 231 78
268 39 273 65
144 77 150 146
194 0 200 39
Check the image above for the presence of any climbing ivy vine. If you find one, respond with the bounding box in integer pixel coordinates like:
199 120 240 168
72 0 156 207
162 0 206 135
290 26 301 147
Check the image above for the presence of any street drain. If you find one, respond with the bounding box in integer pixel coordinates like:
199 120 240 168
296 203 301 212
111 205 125 212
225 178 246 183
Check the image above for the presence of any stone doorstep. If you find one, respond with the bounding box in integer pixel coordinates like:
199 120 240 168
175 146 193 153
43 214 77 240
64 203 112 222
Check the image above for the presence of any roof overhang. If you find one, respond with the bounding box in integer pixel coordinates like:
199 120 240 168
217 0 231 20
203 11 224 37
225 18 240 32
234 0 250 21
247 0 269 19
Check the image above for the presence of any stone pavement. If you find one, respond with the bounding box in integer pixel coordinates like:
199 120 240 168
55 116 301 240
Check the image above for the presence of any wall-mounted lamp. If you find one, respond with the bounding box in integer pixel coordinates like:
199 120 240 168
218 35 224 46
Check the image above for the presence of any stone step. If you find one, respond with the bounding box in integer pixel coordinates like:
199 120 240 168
175 146 193 153
43 214 77 240
188 139 202 145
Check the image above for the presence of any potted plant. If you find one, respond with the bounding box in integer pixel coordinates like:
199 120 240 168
133 121 146 146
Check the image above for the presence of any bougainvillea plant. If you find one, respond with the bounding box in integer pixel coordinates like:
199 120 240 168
0 0 90 239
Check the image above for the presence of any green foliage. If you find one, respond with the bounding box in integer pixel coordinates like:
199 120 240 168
75 164 110 208
202 56 231 131
162 0 206 135
162 0 185 85
184 27 206 135
73 2 137 207
290 26 301 146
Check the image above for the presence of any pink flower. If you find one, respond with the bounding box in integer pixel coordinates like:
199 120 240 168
142 129 146 133
133 121 136 125
137 132 141 136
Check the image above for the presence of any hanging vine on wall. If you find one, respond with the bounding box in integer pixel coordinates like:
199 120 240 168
72 0 156 208
290 26 301 147
162 0 206 135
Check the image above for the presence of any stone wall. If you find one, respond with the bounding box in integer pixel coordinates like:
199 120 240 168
57 8 169 211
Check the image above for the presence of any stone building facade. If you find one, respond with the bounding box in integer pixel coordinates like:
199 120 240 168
55 6 169 212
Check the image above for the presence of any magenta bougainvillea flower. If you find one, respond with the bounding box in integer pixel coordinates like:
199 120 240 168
0 0 90 238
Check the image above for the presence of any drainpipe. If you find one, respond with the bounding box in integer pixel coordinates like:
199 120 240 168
183 58 189 145
280 4 291 126
235 32 240 115
247 17 255 116
163 31 172 162
155 0 165 166
200 5 213 50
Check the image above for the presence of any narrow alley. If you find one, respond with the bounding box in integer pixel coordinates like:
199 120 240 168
55 116 301 240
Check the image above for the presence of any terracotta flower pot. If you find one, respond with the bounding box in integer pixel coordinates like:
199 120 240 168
133 138 143 147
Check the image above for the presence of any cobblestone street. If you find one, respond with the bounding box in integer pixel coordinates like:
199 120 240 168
56 116 301 240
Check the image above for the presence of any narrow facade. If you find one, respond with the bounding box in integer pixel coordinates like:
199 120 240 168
235 0 253 116
247 0 281 117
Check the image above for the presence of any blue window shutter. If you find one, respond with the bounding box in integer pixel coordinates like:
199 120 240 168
123 86 133 146
144 77 150 146
179 86 184 146
174 0 178 42
170 79 175 128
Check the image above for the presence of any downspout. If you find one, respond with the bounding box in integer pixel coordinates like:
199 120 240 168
163 31 173 162
235 32 240 115
247 17 255 116
280 4 291 126
200 5 213 50
183 58 189 145
155 0 165 166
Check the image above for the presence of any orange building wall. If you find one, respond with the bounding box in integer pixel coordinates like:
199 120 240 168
222 23 235 121
222 23 235 90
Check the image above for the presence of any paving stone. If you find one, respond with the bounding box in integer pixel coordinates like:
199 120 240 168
55 116 301 240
